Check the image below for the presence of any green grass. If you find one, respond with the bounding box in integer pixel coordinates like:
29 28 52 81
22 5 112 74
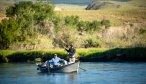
0 48 146 63
0 49 68 63
0 48 107 63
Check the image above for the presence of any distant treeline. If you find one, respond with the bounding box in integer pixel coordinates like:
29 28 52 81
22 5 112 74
0 47 146 63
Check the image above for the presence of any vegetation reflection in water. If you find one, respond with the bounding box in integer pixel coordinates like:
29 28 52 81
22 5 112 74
0 62 146 84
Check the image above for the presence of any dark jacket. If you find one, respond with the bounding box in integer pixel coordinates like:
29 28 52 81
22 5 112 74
65 47 76 58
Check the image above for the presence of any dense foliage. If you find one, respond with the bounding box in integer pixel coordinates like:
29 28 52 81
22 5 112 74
0 18 20 49
0 1 55 49
0 1 111 49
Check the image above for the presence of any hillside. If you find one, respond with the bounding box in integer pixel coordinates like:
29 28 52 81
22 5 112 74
57 8 146 26
56 0 146 26
0 1 13 13
86 0 146 10
0 1 13 21
0 0 146 50
86 1 121 10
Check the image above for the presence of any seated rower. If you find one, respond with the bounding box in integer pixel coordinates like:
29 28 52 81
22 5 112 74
43 54 68 68
49 54 62 67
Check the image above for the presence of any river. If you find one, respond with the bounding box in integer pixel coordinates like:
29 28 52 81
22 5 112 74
0 62 146 84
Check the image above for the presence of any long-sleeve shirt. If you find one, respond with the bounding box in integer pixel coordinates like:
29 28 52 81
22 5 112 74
49 57 61 65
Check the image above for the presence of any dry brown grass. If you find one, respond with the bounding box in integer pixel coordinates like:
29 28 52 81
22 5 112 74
0 13 7 21
56 8 146 26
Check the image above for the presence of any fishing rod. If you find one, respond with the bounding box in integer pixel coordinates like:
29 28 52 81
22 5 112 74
79 67 86 71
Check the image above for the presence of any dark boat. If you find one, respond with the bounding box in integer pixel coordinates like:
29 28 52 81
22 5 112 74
36 61 80 73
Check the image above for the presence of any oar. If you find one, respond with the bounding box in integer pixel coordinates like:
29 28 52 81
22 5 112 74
79 67 86 71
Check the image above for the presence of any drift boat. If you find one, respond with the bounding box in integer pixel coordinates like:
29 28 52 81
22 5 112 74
37 61 80 73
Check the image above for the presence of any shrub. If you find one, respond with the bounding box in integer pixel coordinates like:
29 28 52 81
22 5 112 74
64 16 79 26
88 20 101 31
84 38 103 48
77 20 101 32
101 19 111 28
139 28 146 34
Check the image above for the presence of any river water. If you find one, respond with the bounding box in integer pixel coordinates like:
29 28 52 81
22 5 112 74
0 62 146 84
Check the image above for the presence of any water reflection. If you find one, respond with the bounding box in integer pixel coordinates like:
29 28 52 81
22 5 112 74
37 71 78 81
0 62 146 84
69 72 78 80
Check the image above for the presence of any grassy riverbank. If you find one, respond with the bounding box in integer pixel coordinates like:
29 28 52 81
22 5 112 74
0 48 146 63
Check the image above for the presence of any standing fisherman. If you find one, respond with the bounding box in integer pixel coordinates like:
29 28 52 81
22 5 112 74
65 44 76 63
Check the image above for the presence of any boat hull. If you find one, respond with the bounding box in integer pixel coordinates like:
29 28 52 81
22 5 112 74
37 62 80 73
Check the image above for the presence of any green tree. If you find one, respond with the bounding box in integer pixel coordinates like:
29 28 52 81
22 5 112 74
0 1 55 49
0 18 20 49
